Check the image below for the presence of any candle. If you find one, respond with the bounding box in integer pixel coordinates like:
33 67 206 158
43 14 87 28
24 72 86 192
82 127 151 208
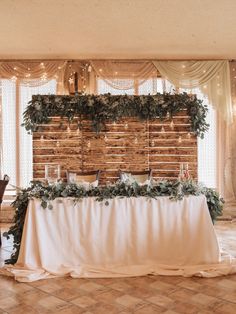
74 72 78 94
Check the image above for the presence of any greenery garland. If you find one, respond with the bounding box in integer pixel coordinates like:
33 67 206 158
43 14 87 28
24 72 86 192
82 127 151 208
4 179 224 265
22 92 209 138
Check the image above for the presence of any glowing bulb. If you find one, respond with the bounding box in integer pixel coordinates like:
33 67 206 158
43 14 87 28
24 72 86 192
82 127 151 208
99 68 103 72
187 132 191 139
161 126 165 133
104 134 108 142
151 140 155 147
76 128 80 135
113 121 116 126
67 126 71 133
88 65 92 72
134 137 138 144
87 141 91 148
56 141 60 147
69 78 74 84
170 120 174 129
40 135 44 142
124 123 128 129
166 112 170 119
178 136 182 143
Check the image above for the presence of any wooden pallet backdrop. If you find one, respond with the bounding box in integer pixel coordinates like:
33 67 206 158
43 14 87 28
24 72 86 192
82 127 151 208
33 111 197 184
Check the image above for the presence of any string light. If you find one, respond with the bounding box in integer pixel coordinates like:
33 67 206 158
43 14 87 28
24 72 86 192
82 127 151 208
67 126 71 133
170 120 174 129
161 126 165 133
56 141 60 147
151 140 155 147
187 132 191 139
76 127 80 135
124 123 128 129
134 137 138 144
113 121 116 126
88 65 92 72
87 141 91 148
166 112 170 119
104 134 108 142
40 135 44 142
178 136 182 143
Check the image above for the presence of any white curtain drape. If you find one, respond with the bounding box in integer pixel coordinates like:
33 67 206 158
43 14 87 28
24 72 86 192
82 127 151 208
223 61 236 207
90 60 158 91
0 61 67 94
153 60 234 205
153 60 233 123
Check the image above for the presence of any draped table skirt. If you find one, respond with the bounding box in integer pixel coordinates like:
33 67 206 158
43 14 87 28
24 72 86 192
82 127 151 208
1 195 236 281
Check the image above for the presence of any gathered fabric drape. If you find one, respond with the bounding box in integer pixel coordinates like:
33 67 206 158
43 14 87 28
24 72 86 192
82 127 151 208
90 60 158 91
223 61 236 206
0 61 67 94
153 60 233 123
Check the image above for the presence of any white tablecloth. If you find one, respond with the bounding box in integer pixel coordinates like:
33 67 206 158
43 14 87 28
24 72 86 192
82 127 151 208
2 195 236 281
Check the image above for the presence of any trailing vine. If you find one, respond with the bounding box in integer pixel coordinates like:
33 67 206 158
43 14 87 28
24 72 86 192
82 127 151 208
4 179 224 265
22 93 209 138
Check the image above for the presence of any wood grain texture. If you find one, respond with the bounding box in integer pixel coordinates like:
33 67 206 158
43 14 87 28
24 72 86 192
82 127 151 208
33 116 197 184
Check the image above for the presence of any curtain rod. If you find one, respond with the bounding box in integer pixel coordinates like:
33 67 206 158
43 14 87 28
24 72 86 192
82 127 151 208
0 58 231 62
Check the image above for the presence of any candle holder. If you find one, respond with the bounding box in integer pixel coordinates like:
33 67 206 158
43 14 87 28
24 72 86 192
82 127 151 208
45 164 61 184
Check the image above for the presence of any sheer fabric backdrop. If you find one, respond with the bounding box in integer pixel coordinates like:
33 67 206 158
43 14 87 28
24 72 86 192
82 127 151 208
0 59 235 209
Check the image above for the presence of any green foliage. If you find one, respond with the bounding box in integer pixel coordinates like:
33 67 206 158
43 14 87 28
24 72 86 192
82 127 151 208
4 179 223 265
22 93 209 138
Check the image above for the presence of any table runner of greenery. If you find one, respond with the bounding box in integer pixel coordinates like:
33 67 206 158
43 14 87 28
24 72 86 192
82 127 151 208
4 180 223 265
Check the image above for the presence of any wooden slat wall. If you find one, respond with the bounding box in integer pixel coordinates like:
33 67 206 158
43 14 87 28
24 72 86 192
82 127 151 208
33 112 197 184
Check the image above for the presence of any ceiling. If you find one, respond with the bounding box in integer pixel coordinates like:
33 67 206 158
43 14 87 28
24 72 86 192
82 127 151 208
0 0 236 60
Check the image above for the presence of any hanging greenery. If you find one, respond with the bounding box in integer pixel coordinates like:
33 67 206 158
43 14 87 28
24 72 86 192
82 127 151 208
22 92 209 138
4 179 223 265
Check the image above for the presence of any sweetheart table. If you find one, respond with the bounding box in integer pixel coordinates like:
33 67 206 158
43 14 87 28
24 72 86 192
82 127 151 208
2 195 236 282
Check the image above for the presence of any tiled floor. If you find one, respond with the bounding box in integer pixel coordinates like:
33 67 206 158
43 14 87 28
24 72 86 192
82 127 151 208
0 221 236 313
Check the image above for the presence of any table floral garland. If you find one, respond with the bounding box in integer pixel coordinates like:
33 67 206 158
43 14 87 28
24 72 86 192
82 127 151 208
4 179 223 265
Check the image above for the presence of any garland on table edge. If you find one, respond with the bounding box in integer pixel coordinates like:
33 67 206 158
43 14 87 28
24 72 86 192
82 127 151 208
3 179 224 265
22 93 209 138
